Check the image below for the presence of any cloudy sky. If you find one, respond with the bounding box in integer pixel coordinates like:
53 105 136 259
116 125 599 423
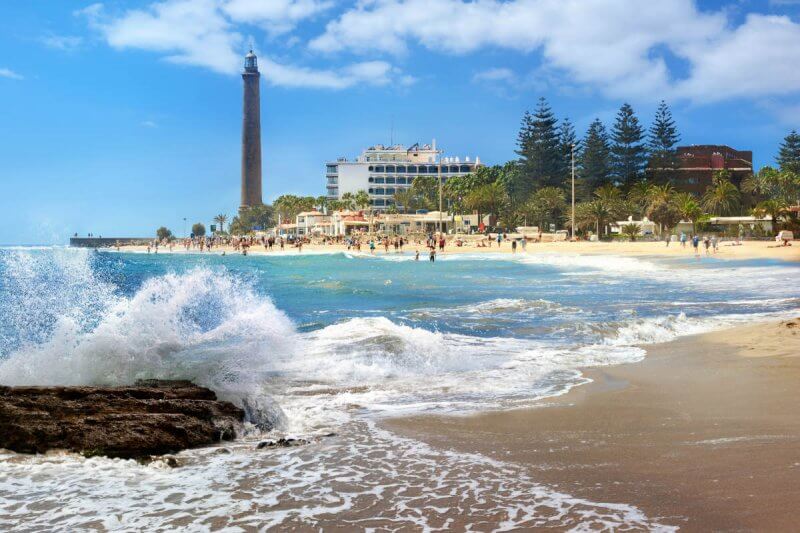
1 0 799 243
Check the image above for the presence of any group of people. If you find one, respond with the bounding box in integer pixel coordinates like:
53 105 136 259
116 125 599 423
676 232 720 255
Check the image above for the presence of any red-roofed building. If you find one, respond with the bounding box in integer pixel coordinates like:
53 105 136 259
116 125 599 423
670 145 753 195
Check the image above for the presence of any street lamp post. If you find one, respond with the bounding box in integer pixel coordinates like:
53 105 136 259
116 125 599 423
438 151 444 234
571 144 576 241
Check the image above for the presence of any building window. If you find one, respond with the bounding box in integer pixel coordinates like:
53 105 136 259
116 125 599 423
374 177 385 184
386 165 395 173
326 164 338 173
368 177 374 182
397 177 407 184
375 165 385 173
375 188 385 195
418 166 428 174
460 165 470 173
368 166 374 171
369 188 374 193
386 188 395 195
397 165 406 173
449 165 458 173
386 177 395 184
374 199 386 206
408 165 417 173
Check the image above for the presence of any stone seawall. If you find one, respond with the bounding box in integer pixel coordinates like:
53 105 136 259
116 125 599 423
69 237 150 248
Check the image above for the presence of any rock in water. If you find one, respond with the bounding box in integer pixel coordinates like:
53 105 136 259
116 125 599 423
0 380 245 459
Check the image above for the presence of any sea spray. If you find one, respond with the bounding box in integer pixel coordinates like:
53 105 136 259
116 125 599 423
0 250 296 428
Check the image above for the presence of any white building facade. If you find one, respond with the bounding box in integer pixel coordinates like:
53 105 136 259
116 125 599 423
325 141 481 211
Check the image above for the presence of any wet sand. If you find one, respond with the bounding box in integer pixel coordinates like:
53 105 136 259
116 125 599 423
385 318 800 531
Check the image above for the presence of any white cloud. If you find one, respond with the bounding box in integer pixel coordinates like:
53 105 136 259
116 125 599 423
472 68 516 84
41 34 84 51
79 0 409 89
141 120 158 128
0 68 23 80
310 0 800 103
674 14 800 102
222 0 333 35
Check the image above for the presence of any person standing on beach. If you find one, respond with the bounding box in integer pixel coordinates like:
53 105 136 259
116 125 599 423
703 236 711 255
429 248 436 262
680 232 686 248
370 240 376 254
415 249 419 261
692 234 700 255
512 240 517 253
665 233 670 247
711 235 718 253
521 238 527 252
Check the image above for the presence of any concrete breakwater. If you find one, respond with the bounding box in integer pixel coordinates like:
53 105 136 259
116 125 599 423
70 237 151 248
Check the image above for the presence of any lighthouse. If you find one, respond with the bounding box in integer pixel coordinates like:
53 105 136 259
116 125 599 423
240 50 262 210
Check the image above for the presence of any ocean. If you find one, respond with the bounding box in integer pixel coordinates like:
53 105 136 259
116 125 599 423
1 246 798 530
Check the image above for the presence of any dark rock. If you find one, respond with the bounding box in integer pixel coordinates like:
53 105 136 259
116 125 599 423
0 380 246 459
256 437 310 449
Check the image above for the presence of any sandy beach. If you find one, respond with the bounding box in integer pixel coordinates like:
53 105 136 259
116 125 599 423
386 318 800 531
118 238 800 262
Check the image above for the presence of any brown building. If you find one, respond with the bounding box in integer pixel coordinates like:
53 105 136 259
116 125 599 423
670 145 753 195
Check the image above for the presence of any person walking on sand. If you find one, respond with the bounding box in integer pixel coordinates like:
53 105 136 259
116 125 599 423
711 235 718 253
703 236 711 255
512 239 517 253
521 238 527 252
496 233 502 247
665 233 670 247
370 240 376 254
680 232 686 248
692 234 700 255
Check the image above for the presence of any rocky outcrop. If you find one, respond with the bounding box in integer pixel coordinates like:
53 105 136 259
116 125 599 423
0 380 245 459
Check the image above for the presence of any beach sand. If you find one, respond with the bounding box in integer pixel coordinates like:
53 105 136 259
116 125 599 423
118 239 800 262
385 318 800 531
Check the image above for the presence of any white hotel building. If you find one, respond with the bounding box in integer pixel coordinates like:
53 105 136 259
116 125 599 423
325 141 481 211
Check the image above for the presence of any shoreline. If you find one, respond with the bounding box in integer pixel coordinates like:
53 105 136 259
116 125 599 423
105 239 800 262
384 317 800 531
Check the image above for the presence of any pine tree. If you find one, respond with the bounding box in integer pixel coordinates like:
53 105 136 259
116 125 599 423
646 100 681 183
517 97 562 191
578 119 612 200
777 130 800 174
557 117 580 188
611 103 646 188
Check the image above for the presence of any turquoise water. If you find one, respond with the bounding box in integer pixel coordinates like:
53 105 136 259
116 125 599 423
1 247 798 530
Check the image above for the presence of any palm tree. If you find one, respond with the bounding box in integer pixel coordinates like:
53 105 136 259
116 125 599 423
574 200 614 237
702 175 741 216
315 196 329 214
620 222 641 242
354 190 372 232
340 192 356 211
525 187 566 230
674 192 703 234
626 181 654 217
465 182 507 227
752 199 788 230
213 214 227 234
393 189 418 214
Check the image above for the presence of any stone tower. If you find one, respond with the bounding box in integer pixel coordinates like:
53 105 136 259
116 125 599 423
240 50 262 210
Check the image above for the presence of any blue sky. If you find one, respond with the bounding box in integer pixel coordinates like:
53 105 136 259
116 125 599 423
1 0 799 244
